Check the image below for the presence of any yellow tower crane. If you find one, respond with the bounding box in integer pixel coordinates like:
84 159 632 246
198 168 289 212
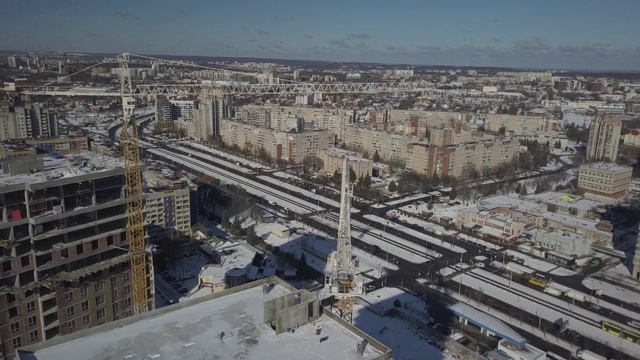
118 53 148 314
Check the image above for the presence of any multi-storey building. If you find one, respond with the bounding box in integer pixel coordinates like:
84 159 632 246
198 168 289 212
343 125 416 165
219 120 332 164
318 148 372 179
407 138 520 178
577 163 631 204
429 128 494 146
24 136 88 154
0 154 155 359
144 185 193 244
484 114 557 134
194 96 233 142
0 103 58 141
154 98 198 124
586 114 622 162
0 142 36 159
623 129 640 147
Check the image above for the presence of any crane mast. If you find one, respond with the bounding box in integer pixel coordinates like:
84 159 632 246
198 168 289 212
118 53 148 314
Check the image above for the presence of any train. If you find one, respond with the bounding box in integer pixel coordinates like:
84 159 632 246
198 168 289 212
601 321 640 344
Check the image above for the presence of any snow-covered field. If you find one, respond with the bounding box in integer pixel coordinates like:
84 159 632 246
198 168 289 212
583 276 640 307
385 193 431 206
364 214 466 254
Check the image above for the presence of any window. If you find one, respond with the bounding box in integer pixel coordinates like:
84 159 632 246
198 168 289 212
30 329 38 341
80 286 87 297
124 297 131 307
124 284 131 295
96 294 104 305
107 235 114 246
28 316 36 327
81 300 89 311
9 306 18 318
10 322 20 333
68 319 76 331
26 301 35 312
82 314 90 325
123 272 130 282
61 248 69 258
65 291 73 302
66 306 75 317
2 260 12 272
112 303 119 314
111 289 118 300
21 255 30 267
76 244 84 255
95 281 104 292
110 276 117 287
12 336 21 349
91 240 99 250
97 308 105 319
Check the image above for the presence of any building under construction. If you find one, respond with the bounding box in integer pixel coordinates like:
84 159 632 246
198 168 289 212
0 153 155 358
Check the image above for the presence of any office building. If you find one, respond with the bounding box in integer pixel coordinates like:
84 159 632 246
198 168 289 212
0 154 155 358
586 114 622 162
577 163 631 204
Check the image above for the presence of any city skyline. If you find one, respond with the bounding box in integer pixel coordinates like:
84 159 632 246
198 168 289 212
1 0 640 70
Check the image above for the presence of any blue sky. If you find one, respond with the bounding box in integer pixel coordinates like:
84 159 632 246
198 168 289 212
1 0 639 70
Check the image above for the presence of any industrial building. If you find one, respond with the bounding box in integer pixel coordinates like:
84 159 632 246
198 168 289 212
14 277 391 360
0 153 155 358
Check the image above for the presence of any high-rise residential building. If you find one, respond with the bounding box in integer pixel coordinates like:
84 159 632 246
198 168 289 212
319 148 372 179
7 57 17 68
194 96 233 142
0 154 155 358
0 103 58 141
577 163 631 204
484 114 558 134
343 125 417 165
624 129 640 147
587 114 622 162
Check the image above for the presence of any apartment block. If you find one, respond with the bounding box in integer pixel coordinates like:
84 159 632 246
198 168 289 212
407 138 519 178
429 128 495 146
318 148 372 179
0 103 58 141
485 114 557 134
194 96 233 142
0 154 155 359
155 98 198 124
24 136 88 154
343 125 416 165
577 163 632 204
220 120 332 164
586 114 621 162
144 185 192 243
624 129 640 147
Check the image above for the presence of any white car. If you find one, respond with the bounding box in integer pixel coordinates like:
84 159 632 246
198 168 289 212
475 262 485 268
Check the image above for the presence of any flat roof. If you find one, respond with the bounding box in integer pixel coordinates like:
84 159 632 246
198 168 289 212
19 280 384 360
447 302 527 347
579 162 632 173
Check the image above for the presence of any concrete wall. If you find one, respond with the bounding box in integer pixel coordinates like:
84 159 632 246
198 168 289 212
265 289 320 334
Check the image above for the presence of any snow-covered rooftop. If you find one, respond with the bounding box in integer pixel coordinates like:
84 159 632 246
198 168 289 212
20 281 385 360
447 302 527 346
524 191 602 212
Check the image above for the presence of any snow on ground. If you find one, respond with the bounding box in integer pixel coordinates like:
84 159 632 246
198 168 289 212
548 282 640 322
170 144 254 174
352 305 457 360
364 214 466 254
563 111 592 128
257 175 359 213
272 171 298 180
389 207 457 236
385 193 431 206
540 159 563 172
504 249 557 273
148 148 324 214
549 267 578 277
449 270 640 358
178 141 271 169
583 276 640 307
311 215 433 264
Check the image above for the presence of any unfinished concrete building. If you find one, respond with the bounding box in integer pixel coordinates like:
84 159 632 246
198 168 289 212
0 154 155 359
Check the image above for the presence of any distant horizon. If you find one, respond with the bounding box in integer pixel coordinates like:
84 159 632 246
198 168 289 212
4 49 640 75
1 1 639 71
